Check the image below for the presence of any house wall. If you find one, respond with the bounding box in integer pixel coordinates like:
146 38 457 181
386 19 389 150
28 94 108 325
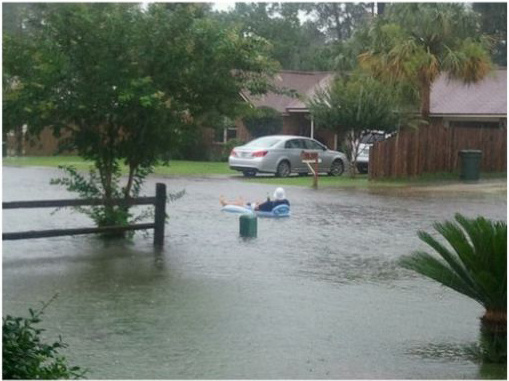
234 112 336 149
26 127 75 156
235 119 251 142
5 127 75 156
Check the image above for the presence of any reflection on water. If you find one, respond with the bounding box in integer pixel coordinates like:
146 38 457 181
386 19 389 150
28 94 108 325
406 341 481 362
3 167 507 379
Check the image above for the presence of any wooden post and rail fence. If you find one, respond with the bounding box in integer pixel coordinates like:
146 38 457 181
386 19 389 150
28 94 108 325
3 183 167 246
369 123 507 179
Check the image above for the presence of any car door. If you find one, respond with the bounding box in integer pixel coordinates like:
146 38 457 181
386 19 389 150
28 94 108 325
284 139 305 172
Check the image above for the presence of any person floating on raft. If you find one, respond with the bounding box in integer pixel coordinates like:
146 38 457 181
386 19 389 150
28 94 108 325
220 187 290 213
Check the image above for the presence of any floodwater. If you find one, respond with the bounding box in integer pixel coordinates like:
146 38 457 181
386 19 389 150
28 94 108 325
3 166 507 379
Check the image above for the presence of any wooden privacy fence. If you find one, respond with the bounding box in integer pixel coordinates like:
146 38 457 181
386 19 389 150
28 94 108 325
369 124 507 179
3 183 167 246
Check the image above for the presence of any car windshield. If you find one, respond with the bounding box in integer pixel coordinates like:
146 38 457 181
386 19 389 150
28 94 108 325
360 133 386 144
244 137 282 148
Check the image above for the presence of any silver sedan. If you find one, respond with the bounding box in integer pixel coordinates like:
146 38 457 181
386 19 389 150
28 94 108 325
228 135 348 177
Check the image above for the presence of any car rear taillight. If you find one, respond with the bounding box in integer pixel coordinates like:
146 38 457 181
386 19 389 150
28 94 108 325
230 149 238 157
252 150 268 158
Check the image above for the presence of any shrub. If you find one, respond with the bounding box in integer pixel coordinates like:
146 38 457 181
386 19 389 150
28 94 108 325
220 138 245 162
242 106 282 138
400 213 506 363
3 297 86 379
50 165 152 238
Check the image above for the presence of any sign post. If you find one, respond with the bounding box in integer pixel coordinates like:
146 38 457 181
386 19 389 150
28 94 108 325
301 151 321 189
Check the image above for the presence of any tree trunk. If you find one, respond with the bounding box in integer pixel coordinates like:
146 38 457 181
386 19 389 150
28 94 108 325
347 131 357 178
419 79 431 120
15 125 23 156
480 309 506 363
481 310 506 334
332 3 343 41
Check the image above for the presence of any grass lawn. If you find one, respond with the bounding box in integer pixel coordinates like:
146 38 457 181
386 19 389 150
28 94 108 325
3 156 506 190
3 156 235 175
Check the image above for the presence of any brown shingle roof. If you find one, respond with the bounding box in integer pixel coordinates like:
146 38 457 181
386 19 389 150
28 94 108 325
430 69 507 116
243 69 507 117
242 71 334 114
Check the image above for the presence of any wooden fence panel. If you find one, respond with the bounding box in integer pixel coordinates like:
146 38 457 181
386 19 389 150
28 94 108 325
369 123 507 179
3 183 167 246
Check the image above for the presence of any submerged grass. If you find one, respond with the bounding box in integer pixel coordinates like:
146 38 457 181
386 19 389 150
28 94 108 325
3 156 506 190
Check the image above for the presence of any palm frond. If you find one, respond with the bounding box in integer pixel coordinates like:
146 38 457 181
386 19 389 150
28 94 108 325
400 214 506 310
400 251 485 305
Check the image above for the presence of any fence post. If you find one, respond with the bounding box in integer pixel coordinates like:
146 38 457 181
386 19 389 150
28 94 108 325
154 183 166 247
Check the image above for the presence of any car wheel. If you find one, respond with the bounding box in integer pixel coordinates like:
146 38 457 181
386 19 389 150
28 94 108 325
242 170 256 177
276 160 291 177
329 159 344 176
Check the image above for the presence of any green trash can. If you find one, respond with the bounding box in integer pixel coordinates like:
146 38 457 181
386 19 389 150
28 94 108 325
459 149 482 181
239 213 257 238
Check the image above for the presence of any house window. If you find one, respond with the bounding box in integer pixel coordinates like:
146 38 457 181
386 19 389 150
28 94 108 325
214 127 237 143
226 127 237 141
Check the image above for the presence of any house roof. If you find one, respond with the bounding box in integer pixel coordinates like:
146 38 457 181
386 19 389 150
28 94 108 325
242 71 334 114
243 68 507 117
430 69 507 116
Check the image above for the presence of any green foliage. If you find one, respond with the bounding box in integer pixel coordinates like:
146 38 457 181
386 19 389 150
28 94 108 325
4 3 277 231
219 138 246 162
3 297 86 379
214 3 354 71
242 106 282 138
472 3 507 67
169 127 211 161
359 3 492 117
308 72 418 175
49 164 186 238
50 165 152 235
479 324 507 364
399 213 507 311
301 3 372 41
400 213 507 363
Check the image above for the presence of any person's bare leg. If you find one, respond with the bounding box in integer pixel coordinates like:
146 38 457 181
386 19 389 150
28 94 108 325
220 196 245 207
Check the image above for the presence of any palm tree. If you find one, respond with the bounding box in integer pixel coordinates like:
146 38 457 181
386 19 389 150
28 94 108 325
399 213 506 363
359 3 492 119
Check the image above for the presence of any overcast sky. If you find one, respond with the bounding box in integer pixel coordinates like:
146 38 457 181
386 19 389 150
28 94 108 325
212 2 236 12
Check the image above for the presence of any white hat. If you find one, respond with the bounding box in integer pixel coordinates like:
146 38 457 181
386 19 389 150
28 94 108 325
273 187 286 201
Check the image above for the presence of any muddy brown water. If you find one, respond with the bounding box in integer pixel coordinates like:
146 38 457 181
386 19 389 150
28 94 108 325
3 166 507 379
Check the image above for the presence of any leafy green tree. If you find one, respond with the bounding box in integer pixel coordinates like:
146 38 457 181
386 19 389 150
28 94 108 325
472 3 507 67
302 3 372 41
359 3 492 118
4 3 278 229
308 72 416 176
399 214 506 363
242 106 283 138
214 3 332 71
2 3 46 156
3 296 86 379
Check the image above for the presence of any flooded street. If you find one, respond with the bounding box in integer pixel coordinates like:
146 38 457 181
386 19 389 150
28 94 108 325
3 166 507 379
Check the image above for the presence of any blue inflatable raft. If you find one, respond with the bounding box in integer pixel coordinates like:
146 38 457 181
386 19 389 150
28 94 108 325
221 203 290 218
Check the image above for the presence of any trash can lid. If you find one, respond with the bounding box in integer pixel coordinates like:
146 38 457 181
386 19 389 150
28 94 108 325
459 149 482 154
